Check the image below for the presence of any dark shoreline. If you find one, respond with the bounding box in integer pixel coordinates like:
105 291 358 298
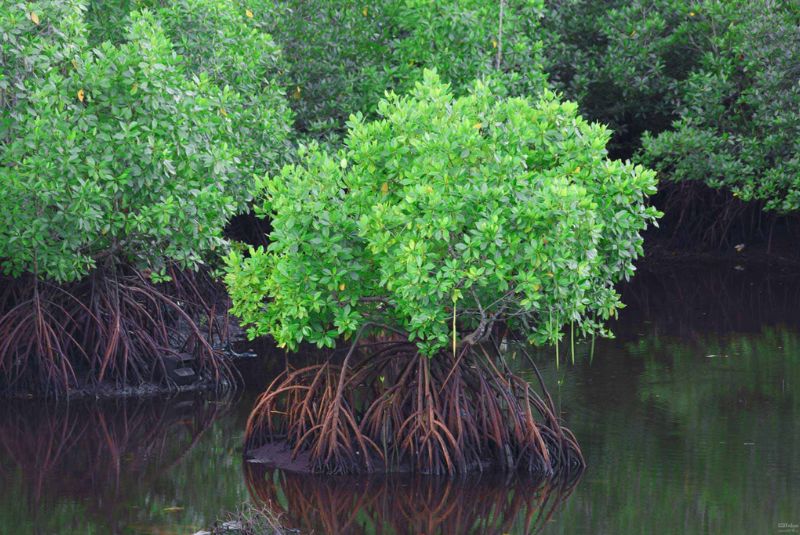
0 377 230 401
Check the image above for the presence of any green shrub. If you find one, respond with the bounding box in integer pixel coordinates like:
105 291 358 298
86 0 294 175
541 0 800 221
248 0 547 139
225 71 659 354
0 2 290 282
0 1 88 124
83 0 547 143
0 1 293 392
390 0 547 99
641 2 800 213
148 0 293 177
243 0 396 138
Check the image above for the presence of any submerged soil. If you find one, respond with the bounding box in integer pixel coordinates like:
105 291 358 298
246 442 313 473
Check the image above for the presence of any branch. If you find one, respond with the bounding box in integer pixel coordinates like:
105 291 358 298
357 296 390 304
496 0 505 70
459 292 507 348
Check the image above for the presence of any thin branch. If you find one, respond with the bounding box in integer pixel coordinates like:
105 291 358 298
496 0 505 69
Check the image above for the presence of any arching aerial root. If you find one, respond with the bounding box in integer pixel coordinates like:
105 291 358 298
245 342 585 476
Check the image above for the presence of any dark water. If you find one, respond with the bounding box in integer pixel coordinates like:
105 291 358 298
2 261 799 534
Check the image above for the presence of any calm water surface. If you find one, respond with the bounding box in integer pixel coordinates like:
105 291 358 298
2 262 799 534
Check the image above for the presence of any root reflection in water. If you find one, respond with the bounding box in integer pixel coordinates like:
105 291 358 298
244 461 583 534
0 395 228 521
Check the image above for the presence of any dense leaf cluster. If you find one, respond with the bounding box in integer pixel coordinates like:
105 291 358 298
85 0 295 187
0 0 290 282
640 3 800 212
247 0 547 138
542 0 800 212
541 0 700 153
225 72 658 353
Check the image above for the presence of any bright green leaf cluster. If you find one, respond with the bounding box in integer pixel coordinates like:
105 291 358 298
225 71 659 353
0 1 290 282
85 0 295 182
147 0 294 180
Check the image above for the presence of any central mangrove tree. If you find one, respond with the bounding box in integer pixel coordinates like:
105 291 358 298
226 71 659 475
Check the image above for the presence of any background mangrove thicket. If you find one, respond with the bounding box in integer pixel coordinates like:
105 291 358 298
1 0 798 394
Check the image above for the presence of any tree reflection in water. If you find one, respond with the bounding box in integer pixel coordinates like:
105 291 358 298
0 395 228 530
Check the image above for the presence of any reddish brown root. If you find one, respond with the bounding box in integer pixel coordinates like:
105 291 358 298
244 461 582 534
245 342 585 476
0 265 234 396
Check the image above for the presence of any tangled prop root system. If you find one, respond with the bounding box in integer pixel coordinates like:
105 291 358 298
0 265 232 395
245 341 584 476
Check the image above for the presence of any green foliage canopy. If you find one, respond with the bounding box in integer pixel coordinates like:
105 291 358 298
542 0 800 213
145 0 293 179
641 2 800 212
0 1 290 282
85 0 294 177
225 71 659 353
541 0 705 153
248 0 547 138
